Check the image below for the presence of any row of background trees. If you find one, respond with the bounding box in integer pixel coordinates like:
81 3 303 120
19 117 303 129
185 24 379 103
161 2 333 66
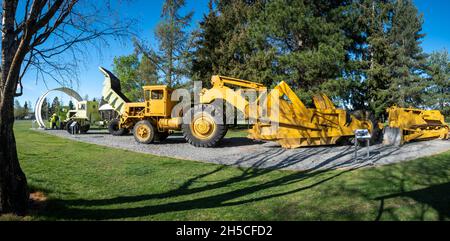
113 0 450 120
14 100 33 120
13 97 77 120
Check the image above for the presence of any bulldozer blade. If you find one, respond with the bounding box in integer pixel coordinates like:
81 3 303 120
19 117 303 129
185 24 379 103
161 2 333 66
386 106 450 144
383 127 403 146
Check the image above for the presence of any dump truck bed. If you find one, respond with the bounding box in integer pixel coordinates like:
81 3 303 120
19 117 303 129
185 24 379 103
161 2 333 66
100 67 130 115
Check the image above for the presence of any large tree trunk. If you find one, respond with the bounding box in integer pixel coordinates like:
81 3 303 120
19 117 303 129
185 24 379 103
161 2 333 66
0 0 29 215
0 94 29 215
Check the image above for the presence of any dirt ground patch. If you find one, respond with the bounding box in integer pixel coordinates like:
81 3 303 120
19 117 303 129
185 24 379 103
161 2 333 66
30 192 47 203
29 191 48 212
36 129 450 172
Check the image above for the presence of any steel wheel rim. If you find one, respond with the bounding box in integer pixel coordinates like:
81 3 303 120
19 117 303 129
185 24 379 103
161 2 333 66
136 124 151 141
191 114 217 140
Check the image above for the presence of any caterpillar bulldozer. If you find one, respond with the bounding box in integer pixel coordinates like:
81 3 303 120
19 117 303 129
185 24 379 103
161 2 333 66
383 106 449 146
100 67 375 149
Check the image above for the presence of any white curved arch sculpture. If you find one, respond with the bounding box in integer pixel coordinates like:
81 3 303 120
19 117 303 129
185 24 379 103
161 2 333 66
35 88 83 129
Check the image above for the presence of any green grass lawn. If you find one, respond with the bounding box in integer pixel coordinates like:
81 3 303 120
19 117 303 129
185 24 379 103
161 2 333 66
3 121 449 221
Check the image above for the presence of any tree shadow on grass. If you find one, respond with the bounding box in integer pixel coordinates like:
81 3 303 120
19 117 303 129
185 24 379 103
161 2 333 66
42 170 355 220
375 182 450 221
36 141 441 221
324 155 450 221
37 148 373 220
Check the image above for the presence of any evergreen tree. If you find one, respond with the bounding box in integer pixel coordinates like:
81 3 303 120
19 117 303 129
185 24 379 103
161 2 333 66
344 0 426 118
99 98 107 107
155 0 194 87
361 0 394 118
51 97 61 114
68 100 75 110
27 101 33 113
191 0 264 86
13 100 30 120
424 50 450 115
191 0 221 86
23 102 29 116
14 100 23 119
41 98 50 120
249 0 351 102
191 0 427 118
387 0 427 107
138 55 159 86
192 0 352 103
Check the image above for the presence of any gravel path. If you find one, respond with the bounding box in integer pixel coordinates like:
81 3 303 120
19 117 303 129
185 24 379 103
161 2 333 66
36 129 450 172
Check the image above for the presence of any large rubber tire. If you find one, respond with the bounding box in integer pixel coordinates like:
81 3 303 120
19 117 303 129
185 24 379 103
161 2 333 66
80 124 90 134
352 110 382 145
155 131 170 142
133 120 156 144
66 120 74 134
109 119 127 136
182 104 228 148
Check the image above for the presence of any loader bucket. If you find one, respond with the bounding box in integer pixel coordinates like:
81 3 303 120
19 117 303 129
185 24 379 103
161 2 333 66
385 106 450 145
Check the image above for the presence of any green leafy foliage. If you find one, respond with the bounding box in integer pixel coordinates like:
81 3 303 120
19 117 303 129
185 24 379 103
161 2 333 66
249 0 349 103
191 0 431 118
387 0 427 109
14 100 33 120
155 0 194 87
424 50 450 116
112 54 158 102
191 0 267 87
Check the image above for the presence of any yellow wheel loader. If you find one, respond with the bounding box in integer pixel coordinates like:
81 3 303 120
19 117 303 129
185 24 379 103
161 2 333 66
100 67 375 148
383 106 450 145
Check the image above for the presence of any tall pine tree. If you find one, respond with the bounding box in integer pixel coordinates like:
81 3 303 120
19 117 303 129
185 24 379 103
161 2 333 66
156 0 194 87
249 0 351 103
425 50 450 115
191 0 221 87
191 0 264 86
387 0 427 108
192 0 427 117
345 0 426 118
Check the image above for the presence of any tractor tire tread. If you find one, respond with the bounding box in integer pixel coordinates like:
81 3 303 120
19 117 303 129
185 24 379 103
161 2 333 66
109 119 127 136
182 104 228 148
133 120 155 144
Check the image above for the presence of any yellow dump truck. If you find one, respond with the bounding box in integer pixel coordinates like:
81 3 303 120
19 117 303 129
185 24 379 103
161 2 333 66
64 101 102 134
384 106 449 145
100 67 375 148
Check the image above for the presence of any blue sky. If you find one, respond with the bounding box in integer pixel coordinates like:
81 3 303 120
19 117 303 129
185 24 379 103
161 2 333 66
17 0 210 107
414 0 450 53
17 0 450 107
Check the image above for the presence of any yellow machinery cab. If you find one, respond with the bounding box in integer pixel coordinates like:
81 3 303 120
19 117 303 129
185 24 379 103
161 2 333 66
143 86 175 117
